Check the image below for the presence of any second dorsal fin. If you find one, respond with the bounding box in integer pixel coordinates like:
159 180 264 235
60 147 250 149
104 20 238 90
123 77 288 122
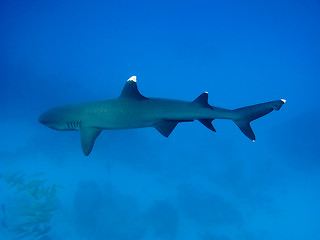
193 92 211 108
120 76 148 100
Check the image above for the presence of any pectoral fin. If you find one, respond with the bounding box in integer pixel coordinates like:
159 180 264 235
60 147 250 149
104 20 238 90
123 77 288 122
80 127 102 156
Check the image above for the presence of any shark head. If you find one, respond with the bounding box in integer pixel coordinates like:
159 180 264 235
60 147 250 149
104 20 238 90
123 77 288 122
39 105 79 131
39 108 63 130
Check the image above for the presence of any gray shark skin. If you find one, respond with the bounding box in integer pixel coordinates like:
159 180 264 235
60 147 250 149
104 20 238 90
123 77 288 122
39 76 286 156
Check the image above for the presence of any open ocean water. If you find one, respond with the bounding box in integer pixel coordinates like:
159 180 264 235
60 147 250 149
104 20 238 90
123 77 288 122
1 1 320 239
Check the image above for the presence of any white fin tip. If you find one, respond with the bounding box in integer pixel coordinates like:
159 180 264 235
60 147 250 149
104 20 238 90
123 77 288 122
253 140 256 142
128 76 137 82
281 99 286 103
204 91 208 94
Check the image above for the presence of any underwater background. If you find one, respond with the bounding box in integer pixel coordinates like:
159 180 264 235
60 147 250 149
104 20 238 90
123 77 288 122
1 0 320 239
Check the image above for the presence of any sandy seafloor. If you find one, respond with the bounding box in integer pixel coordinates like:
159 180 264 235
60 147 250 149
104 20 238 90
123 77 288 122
1 1 320 240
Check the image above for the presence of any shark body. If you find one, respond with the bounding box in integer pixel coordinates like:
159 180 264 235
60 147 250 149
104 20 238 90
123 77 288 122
39 76 286 156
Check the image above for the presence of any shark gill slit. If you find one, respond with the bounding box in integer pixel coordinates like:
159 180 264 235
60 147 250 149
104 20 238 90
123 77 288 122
67 121 80 129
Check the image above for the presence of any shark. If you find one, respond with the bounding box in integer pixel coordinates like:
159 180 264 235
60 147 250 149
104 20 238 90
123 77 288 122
39 76 286 156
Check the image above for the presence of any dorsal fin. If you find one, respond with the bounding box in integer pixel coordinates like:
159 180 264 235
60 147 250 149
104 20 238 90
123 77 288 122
193 92 211 108
120 76 148 100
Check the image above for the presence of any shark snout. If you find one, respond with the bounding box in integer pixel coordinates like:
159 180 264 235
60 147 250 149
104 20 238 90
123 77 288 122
38 113 48 125
38 108 69 130
39 110 56 127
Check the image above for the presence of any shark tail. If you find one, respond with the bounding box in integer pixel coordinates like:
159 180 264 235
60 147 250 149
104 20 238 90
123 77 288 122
232 99 286 141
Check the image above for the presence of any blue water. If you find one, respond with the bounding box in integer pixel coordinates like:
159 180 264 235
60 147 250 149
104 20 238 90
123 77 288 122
1 1 320 239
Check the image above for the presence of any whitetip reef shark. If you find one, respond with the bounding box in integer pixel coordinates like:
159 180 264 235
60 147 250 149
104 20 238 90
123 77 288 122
39 76 286 156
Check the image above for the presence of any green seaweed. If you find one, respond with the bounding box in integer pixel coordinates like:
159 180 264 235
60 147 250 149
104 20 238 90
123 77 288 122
2 171 62 240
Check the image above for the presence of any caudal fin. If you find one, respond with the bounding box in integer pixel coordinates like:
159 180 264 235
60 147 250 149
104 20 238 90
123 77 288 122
232 99 286 141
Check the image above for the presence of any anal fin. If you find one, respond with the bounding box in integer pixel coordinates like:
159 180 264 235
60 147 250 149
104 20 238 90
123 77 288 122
198 119 216 132
80 127 102 156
